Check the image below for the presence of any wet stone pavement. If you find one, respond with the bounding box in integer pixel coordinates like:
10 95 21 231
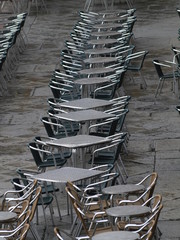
0 0 180 239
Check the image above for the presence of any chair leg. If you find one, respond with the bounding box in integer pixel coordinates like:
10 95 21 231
52 183 62 220
155 80 162 97
139 71 147 89
159 79 165 94
115 161 127 184
118 155 128 179
48 203 55 226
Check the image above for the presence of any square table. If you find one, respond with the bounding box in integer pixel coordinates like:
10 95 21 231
32 166 104 183
46 134 111 167
54 109 115 134
32 167 105 219
57 98 113 111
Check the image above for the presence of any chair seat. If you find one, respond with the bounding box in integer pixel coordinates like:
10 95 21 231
38 195 54 206
41 184 59 195
47 152 71 160
88 155 115 165
91 90 114 100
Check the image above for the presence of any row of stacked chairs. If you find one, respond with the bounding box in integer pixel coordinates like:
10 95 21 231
0 12 27 96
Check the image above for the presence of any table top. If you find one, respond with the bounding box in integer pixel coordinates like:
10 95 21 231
91 30 123 37
102 184 145 195
87 38 117 45
0 211 17 222
83 56 117 64
98 16 131 22
46 134 111 149
92 231 139 240
57 98 113 110
93 22 123 29
32 167 104 183
106 205 151 218
75 77 111 85
84 47 117 55
78 67 115 75
54 109 114 122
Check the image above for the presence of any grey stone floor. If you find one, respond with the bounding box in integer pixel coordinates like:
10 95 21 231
0 0 180 239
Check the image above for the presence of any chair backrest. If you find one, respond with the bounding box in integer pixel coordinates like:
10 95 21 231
142 194 162 212
10 178 37 200
19 223 30 240
134 219 156 240
1 221 31 240
9 199 30 223
152 59 173 79
16 168 30 186
28 141 51 170
28 142 44 170
126 50 149 70
114 108 129 132
89 117 119 137
85 172 119 192
171 46 180 66
73 202 90 236
41 116 56 137
54 227 64 240
136 172 158 203
124 204 163 239
42 116 68 138
29 186 42 222
65 181 82 206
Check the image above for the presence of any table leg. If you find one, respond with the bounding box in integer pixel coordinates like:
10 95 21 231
72 149 77 167
81 85 88 98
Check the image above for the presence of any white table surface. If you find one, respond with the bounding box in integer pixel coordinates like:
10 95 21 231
54 109 114 123
0 211 17 222
32 167 104 183
78 67 115 75
83 57 117 64
84 47 117 55
91 30 123 37
75 77 111 85
87 38 117 45
102 184 145 195
46 134 111 149
106 205 151 218
57 98 113 110
92 231 139 240
93 22 123 29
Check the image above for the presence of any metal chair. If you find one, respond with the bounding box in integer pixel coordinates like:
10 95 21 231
92 81 118 100
73 201 112 238
88 116 119 137
119 172 158 205
152 59 179 97
88 136 127 183
41 116 73 139
126 50 149 89
28 141 68 171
